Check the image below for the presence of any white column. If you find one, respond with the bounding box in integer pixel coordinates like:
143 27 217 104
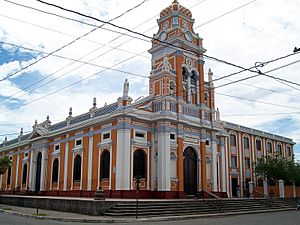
221 138 227 193
251 135 256 184
187 76 191 103
248 181 255 198
116 127 131 190
278 179 285 198
15 153 20 188
238 132 244 197
157 129 170 191
224 137 230 197
212 135 218 191
87 130 94 191
293 183 296 198
63 135 69 191
40 149 48 191
29 150 35 191
263 181 268 197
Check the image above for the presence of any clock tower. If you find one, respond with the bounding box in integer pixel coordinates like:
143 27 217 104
148 0 207 106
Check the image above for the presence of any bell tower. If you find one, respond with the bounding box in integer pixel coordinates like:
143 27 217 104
148 0 207 106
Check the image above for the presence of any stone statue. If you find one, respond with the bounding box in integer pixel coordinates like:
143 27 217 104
123 79 129 97
216 108 220 121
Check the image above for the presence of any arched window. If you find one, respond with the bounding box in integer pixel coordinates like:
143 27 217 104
52 159 59 183
170 81 175 94
7 167 11 186
277 144 282 155
133 150 146 179
182 67 188 83
267 141 272 153
243 136 250 149
191 71 197 86
100 150 110 179
73 155 81 182
230 133 236 147
256 139 262 151
22 164 27 185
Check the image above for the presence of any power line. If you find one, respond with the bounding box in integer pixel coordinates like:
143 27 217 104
215 58 300 90
0 40 149 106
195 0 256 28
215 92 300 111
222 112 300 117
0 0 208 106
0 13 150 59
0 0 149 82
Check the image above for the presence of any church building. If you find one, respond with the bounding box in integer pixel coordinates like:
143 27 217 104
0 0 294 198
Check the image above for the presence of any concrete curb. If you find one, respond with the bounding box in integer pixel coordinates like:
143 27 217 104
0 207 295 223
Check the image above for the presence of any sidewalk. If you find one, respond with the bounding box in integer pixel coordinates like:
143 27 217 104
0 203 295 223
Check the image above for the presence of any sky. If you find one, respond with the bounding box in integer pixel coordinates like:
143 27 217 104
0 0 299 160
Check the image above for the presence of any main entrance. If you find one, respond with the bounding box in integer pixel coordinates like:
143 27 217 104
184 147 198 195
35 152 42 192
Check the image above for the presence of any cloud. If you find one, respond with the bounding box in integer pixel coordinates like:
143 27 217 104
0 0 299 160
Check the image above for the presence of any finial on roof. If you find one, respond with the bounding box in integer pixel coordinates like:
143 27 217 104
93 97 97 107
4 136 7 143
20 128 23 135
173 0 178 3
35 119 38 125
46 115 50 121
104 102 107 106
69 107 72 116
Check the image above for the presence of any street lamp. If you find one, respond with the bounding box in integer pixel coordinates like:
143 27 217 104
134 176 141 219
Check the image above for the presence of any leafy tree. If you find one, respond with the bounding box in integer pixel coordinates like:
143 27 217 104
255 154 300 186
0 156 12 175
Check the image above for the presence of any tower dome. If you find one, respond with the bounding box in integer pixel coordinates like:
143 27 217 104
160 0 192 18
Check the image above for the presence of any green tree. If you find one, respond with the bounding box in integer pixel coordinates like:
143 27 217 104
0 156 12 175
254 154 300 186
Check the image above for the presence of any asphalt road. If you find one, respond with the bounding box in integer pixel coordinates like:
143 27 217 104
0 210 299 225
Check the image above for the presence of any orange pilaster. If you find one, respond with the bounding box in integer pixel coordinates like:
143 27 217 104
177 137 184 191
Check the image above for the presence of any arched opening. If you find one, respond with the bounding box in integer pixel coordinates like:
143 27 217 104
7 167 11 186
191 71 197 86
230 133 237 147
133 150 146 179
100 150 110 179
35 152 42 192
184 147 198 195
182 67 188 83
22 164 28 185
52 159 59 183
73 155 81 182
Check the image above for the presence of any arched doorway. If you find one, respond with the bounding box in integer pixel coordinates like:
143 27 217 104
35 152 42 192
184 147 198 195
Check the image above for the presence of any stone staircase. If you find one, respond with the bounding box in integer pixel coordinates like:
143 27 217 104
103 198 297 218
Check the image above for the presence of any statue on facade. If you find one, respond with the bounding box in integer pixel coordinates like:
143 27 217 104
123 79 129 97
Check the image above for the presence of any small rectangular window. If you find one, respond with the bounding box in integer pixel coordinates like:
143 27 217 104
170 133 176 140
103 133 111 140
25 152 29 157
75 139 82 146
206 140 210 146
135 132 145 138
172 17 179 25
231 156 237 168
55 144 60 151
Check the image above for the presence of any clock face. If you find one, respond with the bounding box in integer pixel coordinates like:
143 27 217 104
185 31 192 41
160 31 167 41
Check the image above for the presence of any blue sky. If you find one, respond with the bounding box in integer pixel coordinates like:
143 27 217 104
0 0 299 160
